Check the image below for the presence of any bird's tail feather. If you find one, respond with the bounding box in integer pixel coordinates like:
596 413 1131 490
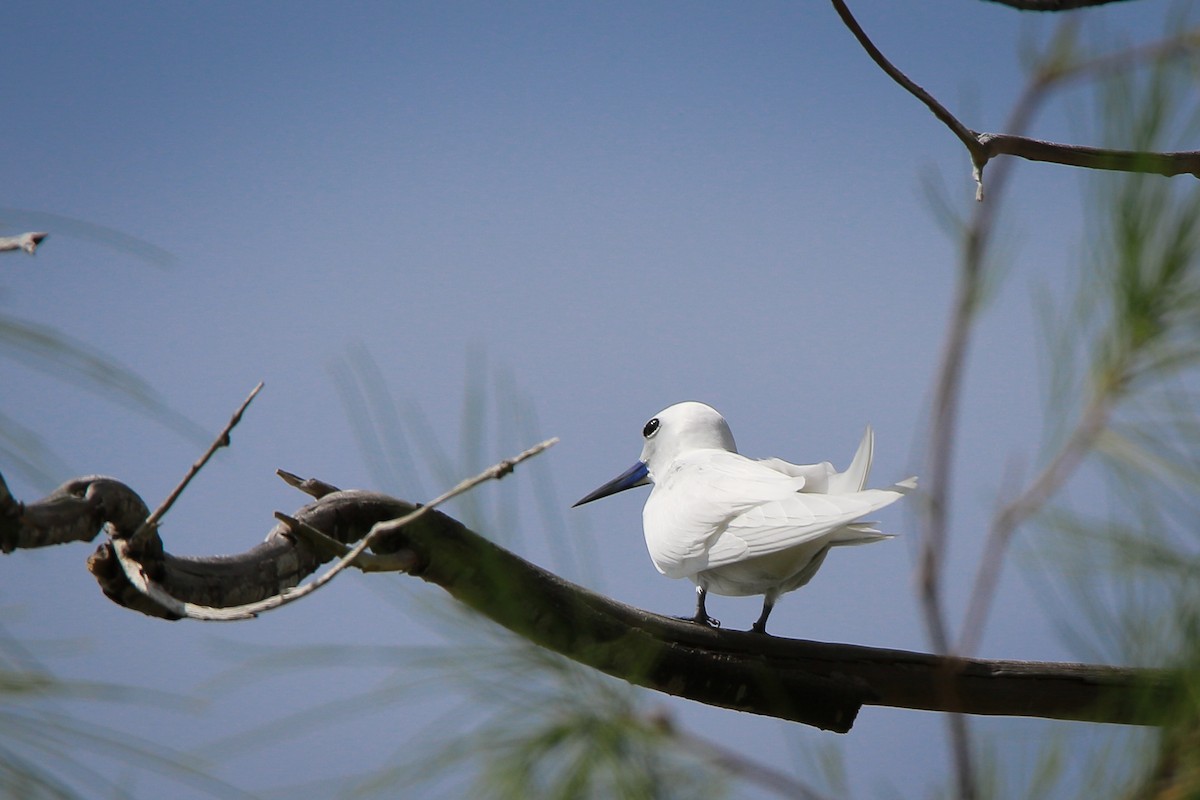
829 522 893 546
828 425 875 494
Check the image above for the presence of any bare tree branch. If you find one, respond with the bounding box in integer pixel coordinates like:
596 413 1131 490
0 470 1176 733
978 135 1200 178
832 0 1200 192
983 0 1140 10
0 232 47 255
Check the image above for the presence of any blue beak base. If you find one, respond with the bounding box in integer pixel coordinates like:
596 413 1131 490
573 461 650 507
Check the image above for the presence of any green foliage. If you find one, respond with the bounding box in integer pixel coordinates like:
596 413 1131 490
1031 22 1200 800
313 357 744 799
0 626 248 800
0 225 242 798
369 644 728 800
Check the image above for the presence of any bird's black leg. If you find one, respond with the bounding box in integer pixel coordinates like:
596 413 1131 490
680 585 720 628
750 597 775 634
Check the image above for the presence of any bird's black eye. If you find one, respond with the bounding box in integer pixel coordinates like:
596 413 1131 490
643 418 660 438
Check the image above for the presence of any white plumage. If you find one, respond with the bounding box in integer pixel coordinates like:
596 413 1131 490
574 401 915 633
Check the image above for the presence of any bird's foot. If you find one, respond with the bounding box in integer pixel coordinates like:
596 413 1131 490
677 612 720 629
749 621 771 635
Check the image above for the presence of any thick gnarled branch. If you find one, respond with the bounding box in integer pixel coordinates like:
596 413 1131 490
0 471 1175 733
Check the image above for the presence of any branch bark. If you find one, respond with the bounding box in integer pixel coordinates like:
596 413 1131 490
0 471 1176 734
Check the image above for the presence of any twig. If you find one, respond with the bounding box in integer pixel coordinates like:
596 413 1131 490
0 232 48 255
829 0 980 160
129 382 264 543
917 17 1072 648
957 396 1111 656
112 438 558 621
274 511 418 572
276 469 340 499
918 58 1049 800
1040 28 1200 85
913 19 1080 800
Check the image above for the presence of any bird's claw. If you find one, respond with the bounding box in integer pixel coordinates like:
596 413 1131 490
677 613 720 629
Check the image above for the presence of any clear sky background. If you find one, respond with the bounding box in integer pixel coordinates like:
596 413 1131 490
1 1 1187 797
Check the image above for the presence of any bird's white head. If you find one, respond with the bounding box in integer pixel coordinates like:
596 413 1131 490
638 401 737 479
573 401 736 507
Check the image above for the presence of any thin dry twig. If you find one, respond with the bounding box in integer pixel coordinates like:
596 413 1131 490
0 232 48 255
112 437 558 621
130 382 264 544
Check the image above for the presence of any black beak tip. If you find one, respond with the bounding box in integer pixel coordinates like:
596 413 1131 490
572 461 649 509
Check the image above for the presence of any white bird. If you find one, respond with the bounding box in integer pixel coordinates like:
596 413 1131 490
574 401 915 634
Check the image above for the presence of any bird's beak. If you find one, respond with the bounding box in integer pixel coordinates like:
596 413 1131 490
573 461 650 507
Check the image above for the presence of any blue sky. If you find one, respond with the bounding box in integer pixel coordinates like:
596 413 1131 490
1 1 1185 797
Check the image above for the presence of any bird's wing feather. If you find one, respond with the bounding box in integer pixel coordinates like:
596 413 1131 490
644 445 915 580
703 486 906 569
648 461 912 578
643 450 805 578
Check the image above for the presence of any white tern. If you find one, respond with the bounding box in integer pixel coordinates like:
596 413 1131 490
574 401 915 634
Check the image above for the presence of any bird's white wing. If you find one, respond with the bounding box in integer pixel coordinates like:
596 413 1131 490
643 450 806 578
646 451 912 579
755 457 837 490
702 485 906 570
